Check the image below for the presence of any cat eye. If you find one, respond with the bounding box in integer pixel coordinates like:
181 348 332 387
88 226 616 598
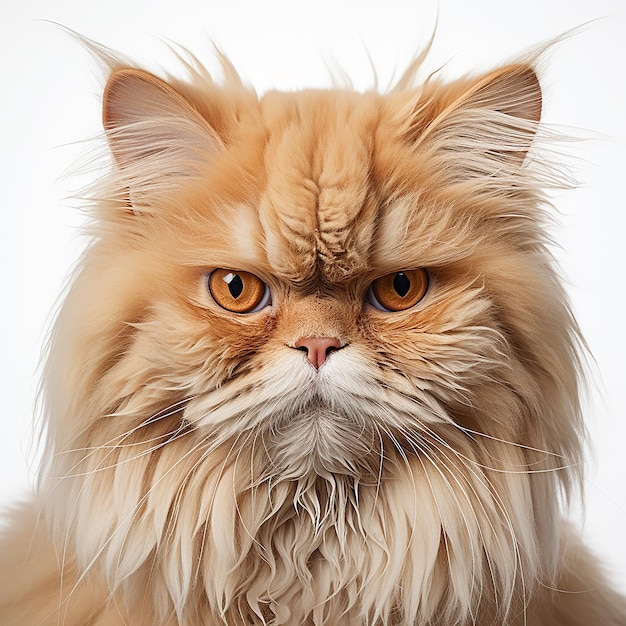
367 269 429 312
207 269 271 314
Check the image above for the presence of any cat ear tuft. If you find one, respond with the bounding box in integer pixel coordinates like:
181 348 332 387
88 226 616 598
408 63 543 171
102 68 224 181
463 64 542 126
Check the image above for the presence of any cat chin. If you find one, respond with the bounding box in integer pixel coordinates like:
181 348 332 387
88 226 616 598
264 407 384 479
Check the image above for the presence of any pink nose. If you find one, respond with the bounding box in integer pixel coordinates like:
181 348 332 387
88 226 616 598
294 336 344 369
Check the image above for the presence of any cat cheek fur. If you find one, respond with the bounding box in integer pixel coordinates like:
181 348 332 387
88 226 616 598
1 40 625 626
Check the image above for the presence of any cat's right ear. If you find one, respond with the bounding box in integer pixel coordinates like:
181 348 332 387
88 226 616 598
102 68 224 203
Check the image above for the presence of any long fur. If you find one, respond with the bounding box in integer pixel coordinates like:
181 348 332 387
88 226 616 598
1 40 625 625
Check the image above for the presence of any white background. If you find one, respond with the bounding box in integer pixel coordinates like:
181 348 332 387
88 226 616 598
1 0 625 593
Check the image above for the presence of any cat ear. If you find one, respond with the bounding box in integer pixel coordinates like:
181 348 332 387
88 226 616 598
102 68 224 205
456 63 542 127
408 64 542 172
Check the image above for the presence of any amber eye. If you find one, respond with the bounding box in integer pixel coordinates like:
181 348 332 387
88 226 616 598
367 269 429 312
208 269 271 314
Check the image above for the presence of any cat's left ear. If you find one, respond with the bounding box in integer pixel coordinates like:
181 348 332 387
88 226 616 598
406 63 542 169
102 68 224 204
451 63 541 125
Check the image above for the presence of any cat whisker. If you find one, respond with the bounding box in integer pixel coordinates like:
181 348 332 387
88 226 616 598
60 431 213 599
189 431 258 588
230 430 270 553
398 434 463 616
57 424 191 478
51 398 192 485
431 422 580 475
377 378 578 472
404 425 531 619
422 421 580 476
397 424 523 617
452 424 572 460
60 397 192 456
376 379 576 464
420 441 486 605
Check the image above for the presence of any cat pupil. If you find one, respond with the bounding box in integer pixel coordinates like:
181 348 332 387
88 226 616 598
224 273 244 299
393 272 411 298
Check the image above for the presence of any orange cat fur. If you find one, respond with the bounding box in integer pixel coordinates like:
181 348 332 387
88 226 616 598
1 42 625 625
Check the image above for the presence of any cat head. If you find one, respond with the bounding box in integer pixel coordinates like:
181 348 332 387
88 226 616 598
42 47 584 625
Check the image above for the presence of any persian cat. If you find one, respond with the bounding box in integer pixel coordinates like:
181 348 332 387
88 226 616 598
1 37 625 626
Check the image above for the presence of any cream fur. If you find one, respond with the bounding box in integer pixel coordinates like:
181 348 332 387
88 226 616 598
1 42 625 625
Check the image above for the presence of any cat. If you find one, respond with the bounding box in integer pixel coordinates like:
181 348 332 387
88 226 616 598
1 37 625 626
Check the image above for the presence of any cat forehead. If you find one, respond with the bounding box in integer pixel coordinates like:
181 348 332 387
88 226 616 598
104 62 549 287
256 89 387 284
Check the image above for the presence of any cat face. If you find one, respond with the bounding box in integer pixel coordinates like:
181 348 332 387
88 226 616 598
43 54 583 624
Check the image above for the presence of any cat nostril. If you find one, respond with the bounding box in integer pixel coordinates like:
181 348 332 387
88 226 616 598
293 336 344 370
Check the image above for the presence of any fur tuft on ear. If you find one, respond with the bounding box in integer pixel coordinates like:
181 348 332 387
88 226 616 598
404 64 543 176
102 68 224 206
456 64 542 125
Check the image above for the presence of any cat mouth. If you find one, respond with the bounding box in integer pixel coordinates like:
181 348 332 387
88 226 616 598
189 354 393 477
